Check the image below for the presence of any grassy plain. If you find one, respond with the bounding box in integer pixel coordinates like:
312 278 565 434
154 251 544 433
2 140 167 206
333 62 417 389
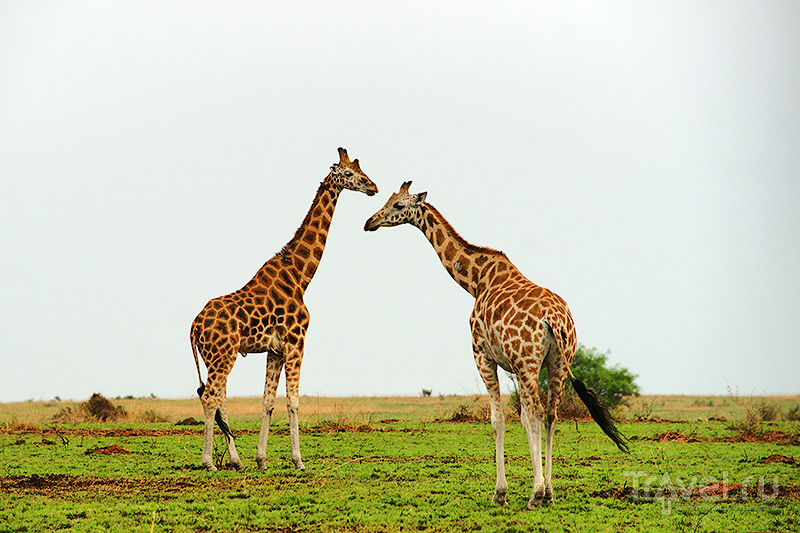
2 394 799 532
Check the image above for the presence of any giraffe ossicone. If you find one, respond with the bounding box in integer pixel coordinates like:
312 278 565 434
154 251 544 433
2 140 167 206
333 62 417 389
190 147 377 472
365 181 628 509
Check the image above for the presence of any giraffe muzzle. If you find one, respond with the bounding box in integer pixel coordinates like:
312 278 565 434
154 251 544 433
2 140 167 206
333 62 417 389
363 216 379 232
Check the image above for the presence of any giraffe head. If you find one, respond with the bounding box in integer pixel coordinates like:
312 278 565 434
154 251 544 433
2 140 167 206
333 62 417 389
363 181 427 231
326 147 378 196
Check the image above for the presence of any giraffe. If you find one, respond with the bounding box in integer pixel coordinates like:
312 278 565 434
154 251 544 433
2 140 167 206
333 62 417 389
191 147 378 472
364 181 628 509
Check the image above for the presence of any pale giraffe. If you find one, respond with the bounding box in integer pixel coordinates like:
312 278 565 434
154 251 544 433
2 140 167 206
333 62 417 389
191 147 378 471
364 181 628 508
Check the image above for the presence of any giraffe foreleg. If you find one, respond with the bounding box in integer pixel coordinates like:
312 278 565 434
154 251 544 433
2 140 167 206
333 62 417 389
256 354 283 470
284 350 306 472
489 384 508 506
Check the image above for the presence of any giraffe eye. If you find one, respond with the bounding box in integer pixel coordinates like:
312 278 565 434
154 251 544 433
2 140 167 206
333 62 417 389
393 202 404 210
345 171 353 177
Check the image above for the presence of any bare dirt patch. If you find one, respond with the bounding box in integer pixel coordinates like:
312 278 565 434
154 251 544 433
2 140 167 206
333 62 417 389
764 454 797 465
175 417 203 426
0 474 201 497
3 423 413 439
85 444 133 455
2 426 204 437
279 422 414 434
646 430 704 443
591 484 800 503
721 430 800 445
631 429 800 445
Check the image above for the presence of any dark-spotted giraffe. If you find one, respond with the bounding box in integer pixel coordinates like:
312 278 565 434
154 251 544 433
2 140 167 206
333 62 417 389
364 181 627 508
191 147 378 472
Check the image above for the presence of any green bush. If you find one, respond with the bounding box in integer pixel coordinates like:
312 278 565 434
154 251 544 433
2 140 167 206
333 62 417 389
538 344 639 410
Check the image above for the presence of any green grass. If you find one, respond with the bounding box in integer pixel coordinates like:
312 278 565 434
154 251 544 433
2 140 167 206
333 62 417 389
2 396 799 532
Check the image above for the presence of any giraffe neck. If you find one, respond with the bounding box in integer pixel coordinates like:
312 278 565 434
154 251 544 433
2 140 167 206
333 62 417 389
412 203 505 298
253 180 342 292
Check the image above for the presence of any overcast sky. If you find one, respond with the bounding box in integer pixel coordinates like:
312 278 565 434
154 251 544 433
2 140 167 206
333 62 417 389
2 2 798 404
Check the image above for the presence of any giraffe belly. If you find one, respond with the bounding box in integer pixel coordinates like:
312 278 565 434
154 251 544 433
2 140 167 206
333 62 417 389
478 324 515 374
487 341 514 374
240 332 282 355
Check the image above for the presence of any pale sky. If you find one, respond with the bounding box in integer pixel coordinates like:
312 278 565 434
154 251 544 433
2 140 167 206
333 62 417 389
1 2 798 403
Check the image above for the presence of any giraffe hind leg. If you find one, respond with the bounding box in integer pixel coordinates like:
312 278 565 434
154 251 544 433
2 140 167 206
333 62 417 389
200 396 217 471
543 344 567 503
517 371 548 510
217 405 244 470
197 380 245 471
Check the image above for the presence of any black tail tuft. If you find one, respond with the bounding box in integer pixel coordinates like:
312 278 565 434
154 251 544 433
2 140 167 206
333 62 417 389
196 382 234 443
571 376 629 453
215 410 234 442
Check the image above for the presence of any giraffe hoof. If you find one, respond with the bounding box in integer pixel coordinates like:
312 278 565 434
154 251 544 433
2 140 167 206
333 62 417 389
526 492 551 510
492 490 508 506
204 464 218 472
292 457 306 472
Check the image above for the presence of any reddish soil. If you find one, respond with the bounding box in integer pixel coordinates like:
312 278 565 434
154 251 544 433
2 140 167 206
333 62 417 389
592 484 800 503
175 417 203 426
645 430 704 443
2 426 205 437
85 444 133 455
764 454 797 465
697 482 742 497
631 429 800 445
1 473 204 496
2 421 409 438
722 430 800 445
632 417 689 424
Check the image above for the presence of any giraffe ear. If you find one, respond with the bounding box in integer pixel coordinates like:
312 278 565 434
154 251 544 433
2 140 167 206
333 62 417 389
415 192 427 204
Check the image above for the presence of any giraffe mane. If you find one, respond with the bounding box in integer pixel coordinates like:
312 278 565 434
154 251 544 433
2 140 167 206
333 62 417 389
274 180 332 261
423 203 506 259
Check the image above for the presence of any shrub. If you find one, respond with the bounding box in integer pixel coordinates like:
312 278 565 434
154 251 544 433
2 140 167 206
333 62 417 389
533 344 638 414
567 345 639 408
53 393 127 423
725 386 782 437
445 397 490 422
51 393 166 423
85 393 127 421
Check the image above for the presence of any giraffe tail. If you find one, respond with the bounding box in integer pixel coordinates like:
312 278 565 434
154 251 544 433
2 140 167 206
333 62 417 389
190 324 204 388
195 383 235 443
570 375 630 453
